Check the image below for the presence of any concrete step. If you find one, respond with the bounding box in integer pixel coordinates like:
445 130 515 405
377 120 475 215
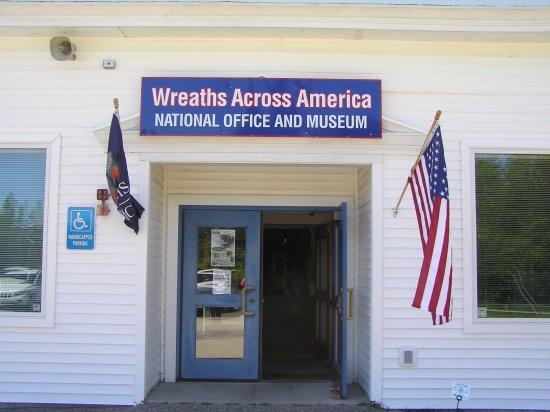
146 381 371 406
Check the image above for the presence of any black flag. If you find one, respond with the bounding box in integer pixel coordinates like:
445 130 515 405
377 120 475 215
106 114 144 234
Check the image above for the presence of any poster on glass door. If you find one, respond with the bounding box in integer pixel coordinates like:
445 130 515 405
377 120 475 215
213 269 231 294
211 229 236 267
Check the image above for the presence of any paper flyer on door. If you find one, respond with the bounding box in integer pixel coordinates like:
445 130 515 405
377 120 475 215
211 229 236 267
212 269 231 294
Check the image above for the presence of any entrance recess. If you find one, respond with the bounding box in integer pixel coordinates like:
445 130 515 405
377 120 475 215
181 209 261 379
179 206 348 395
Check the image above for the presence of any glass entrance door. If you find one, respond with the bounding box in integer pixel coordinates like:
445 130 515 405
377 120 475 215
180 209 261 379
334 202 349 398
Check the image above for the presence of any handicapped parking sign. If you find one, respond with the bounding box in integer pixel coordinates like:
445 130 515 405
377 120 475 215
67 207 95 250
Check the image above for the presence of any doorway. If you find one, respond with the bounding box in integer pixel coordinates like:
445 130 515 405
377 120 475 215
262 213 335 380
178 206 349 396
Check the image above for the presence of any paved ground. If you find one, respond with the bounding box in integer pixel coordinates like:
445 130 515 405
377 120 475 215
1 381 547 412
0 405 382 412
1 404 548 412
0 382 381 411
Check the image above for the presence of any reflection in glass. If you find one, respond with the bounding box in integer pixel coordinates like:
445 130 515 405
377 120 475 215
196 306 244 359
476 154 550 318
0 149 46 313
196 227 246 294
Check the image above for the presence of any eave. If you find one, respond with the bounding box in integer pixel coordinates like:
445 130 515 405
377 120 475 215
1 2 550 42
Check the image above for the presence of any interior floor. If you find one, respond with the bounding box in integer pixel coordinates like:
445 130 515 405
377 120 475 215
262 219 336 380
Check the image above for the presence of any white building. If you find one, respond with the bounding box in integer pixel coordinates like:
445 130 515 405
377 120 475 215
0 1 549 409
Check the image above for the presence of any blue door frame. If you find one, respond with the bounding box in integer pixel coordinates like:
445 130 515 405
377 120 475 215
336 202 349 398
178 205 349 391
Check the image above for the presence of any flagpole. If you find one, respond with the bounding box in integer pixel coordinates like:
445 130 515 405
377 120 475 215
113 97 119 118
392 110 442 217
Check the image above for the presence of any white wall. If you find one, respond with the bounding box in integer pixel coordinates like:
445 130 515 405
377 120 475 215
0 33 549 408
375 43 550 409
0 40 142 405
382 159 550 409
382 44 550 409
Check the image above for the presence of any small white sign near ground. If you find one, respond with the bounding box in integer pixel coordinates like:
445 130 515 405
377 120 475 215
452 383 470 400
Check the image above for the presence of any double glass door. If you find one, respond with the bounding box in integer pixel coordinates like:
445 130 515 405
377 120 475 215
180 206 348 395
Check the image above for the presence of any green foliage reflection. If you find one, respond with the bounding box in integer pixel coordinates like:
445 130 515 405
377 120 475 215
476 154 550 318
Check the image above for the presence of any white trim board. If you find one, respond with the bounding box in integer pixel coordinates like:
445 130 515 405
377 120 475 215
369 161 383 404
135 161 151 404
0 133 61 329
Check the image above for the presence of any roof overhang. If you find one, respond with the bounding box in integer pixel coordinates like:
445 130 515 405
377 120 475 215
2 2 550 42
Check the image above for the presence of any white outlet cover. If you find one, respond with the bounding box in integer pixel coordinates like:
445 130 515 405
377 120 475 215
398 346 417 367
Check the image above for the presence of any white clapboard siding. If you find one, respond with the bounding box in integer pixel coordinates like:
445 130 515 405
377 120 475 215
0 32 548 408
352 35 550 411
381 145 547 407
0 38 142 406
165 164 357 196
356 166 372 396
145 165 165 394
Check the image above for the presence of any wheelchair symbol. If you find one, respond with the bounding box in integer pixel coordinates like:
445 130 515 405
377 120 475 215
73 212 88 230
70 209 92 232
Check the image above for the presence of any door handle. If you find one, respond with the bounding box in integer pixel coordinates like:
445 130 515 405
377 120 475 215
336 288 343 319
347 288 354 320
240 285 255 316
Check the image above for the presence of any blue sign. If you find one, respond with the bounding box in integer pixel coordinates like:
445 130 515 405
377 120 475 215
140 77 382 138
67 207 95 250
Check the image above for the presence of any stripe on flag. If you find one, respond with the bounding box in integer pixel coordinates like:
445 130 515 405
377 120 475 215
409 125 453 325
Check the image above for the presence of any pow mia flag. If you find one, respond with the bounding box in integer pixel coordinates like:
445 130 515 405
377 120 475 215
106 114 145 234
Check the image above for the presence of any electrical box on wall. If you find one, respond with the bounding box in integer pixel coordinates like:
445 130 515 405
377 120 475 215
399 347 417 367
103 59 116 69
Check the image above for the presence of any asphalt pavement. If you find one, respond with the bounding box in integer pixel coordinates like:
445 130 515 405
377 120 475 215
0 404 380 412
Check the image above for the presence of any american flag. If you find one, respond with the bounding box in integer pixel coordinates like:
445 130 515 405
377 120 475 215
409 125 453 325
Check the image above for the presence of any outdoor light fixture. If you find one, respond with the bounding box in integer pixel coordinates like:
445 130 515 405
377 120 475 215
49 36 77 61
96 189 110 216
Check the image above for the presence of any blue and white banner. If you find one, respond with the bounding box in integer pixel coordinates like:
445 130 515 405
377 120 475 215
140 77 382 138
